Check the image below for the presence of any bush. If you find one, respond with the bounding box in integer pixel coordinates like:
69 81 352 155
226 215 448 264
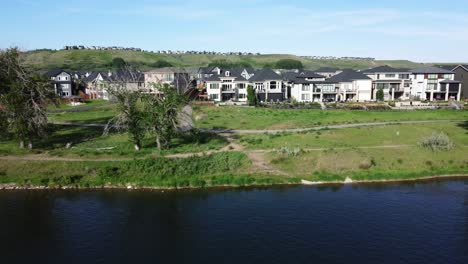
150 60 173 68
359 160 372 169
111 57 126 69
277 146 302 157
376 89 384 101
418 133 454 151
275 59 303 70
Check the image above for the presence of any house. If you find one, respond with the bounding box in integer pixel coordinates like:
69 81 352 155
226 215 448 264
410 66 461 101
84 71 114 100
314 67 342 78
45 69 73 97
249 69 285 102
205 68 254 102
361 66 412 100
327 69 373 101
284 70 336 102
84 69 145 100
447 65 468 99
144 67 192 94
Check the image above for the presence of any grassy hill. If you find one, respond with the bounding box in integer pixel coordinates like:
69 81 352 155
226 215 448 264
23 49 426 72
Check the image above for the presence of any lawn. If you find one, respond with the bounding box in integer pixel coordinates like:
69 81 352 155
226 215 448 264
48 99 109 111
0 152 297 188
0 125 229 158
48 103 117 123
194 106 468 130
236 121 468 150
267 146 468 181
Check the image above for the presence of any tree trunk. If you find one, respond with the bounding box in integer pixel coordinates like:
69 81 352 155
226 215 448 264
156 136 161 151
27 141 33 150
19 140 24 149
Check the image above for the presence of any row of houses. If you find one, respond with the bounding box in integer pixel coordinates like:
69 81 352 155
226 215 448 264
44 67 192 100
45 64 467 103
201 65 466 103
300 56 375 61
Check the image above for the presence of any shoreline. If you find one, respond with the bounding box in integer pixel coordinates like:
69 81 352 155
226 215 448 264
1 174 467 192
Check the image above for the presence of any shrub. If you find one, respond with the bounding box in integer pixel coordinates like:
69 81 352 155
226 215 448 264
418 133 454 151
359 160 372 170
277 146 302 157
376 89 384 101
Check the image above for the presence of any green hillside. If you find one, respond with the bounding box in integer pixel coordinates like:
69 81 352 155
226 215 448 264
23 49 426 72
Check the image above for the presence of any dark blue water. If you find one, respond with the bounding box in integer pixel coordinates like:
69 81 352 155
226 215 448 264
0 180 467 264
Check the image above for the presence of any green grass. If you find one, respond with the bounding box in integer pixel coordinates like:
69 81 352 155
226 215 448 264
0 152 297 188
24 49 425 71
0 125 229 158
48 100 108 110
48 103 117 123
267 146 468 181
194 106 468 130
237 122 468 150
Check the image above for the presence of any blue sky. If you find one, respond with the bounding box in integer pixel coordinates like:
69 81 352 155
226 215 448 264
2 0 468 62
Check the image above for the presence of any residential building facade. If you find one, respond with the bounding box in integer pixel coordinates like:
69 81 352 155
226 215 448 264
361 66 412 101
410 66 461 101
45 69 73 97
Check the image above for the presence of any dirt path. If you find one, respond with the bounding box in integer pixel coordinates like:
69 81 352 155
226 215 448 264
52 120 462 134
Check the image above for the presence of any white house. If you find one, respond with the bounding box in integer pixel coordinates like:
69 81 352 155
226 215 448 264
410 66 461 101
361 66 412 101
327 69 373 101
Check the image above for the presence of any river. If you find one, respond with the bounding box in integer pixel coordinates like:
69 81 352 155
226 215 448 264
1 180 467 264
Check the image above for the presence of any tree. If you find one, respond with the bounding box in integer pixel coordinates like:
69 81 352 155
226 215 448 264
150 60 173 68
0 48 57 149
104 65 145 151
275 59 303 70
111 57 126 69
104 89 145 151
376 88 384 101
143 84 188 150
247 85 256 106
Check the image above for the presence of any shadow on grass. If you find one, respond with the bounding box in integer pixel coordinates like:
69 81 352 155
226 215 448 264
34 125 104 150
456 120 468 133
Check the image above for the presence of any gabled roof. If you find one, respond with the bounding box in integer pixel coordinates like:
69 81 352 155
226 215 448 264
327 69 371 82
453 65 468 71
438 65 457 71
85 71 113 82
411 66 454 74
249 69 282 82
145 67 187 73
44 68 70 77
297 70 325 78
361 65 410 74
314 67 339 73
113 69 145 82
204 68 249 82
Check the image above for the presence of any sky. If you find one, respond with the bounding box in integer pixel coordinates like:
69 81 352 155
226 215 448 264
2 0 468 62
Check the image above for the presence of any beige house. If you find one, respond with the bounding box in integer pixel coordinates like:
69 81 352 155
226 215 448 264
144 67 192 94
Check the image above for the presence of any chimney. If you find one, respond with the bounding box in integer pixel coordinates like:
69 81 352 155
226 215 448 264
108 70 112 77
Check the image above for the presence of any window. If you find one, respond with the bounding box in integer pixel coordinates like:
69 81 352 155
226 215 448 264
269 81 277 89
301 94 310 101
428 74 438 79
238 94 246 99
210 83 219 89
164 74 174 82
209 94 219 100
443 74 452 79
302 85 310 91
427 84 437 90
385 74 395 78
399 74 410 79
225 71 230 77
255 83 264 90
222 84 231 91
222 79 232 83
237 83 246 89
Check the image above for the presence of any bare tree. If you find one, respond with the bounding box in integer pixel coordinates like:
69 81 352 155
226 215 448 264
0 48 57 149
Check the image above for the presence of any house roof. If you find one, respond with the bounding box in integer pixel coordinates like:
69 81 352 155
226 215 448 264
453 65 468 71
361 65 410 73
438 65 457 71
411 66 454 74
314 67 339 73
440 79 461 84
85 71 113 82
44 68 70 77
144 67 187 73
113 69 145 82
327 69 371 82
204 68 249 82
249 69 283 82
297 70 325 78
